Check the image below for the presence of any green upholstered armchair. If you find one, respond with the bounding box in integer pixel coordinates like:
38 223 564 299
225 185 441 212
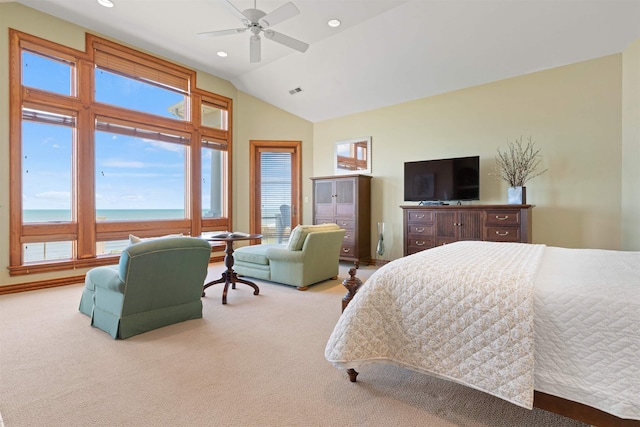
79 236 212 339
233 223 346 290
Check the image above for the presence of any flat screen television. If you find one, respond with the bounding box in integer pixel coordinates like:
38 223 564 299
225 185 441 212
404 156 480 203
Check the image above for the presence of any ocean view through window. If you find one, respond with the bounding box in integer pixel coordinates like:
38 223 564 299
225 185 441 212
94 127 188 217
23 209 196 222
23 209 207 261
21 116 74 219
9 30 233 273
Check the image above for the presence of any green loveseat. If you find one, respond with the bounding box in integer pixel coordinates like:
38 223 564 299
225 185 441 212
233 223 345 290
79 236 212 339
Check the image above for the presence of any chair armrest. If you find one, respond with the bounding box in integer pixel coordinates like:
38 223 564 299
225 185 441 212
265 247 305 263
89 266 126 293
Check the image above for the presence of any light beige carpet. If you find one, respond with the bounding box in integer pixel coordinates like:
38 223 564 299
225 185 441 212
0 263 587 427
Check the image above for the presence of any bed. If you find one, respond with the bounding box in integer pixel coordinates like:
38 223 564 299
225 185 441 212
325 241 639 426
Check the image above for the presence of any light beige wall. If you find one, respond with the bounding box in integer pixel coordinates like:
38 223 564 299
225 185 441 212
314 55 625 260
233 92 314 231
0 3 312 287
621 38 640 251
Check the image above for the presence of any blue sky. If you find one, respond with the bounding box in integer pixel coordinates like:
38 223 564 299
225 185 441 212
22 52 195 211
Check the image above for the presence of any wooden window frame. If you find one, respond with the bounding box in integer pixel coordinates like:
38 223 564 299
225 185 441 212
8 29 233 276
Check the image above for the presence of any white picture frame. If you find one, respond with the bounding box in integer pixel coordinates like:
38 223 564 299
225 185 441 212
334 136 371 175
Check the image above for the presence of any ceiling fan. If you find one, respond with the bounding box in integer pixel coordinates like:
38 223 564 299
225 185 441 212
198 0 309 63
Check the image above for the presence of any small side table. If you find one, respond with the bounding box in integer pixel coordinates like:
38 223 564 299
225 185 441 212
202 234 262 304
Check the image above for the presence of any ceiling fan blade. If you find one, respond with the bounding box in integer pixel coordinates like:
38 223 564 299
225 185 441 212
250 35 261 63
258 2 300 28
198 27 247 37
223 0 251 25
263 29 308 53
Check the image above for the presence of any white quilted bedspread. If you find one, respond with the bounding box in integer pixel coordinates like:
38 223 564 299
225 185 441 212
533 246 640 420
325 241 545 409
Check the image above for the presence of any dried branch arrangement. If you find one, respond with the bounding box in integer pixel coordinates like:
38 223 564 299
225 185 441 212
493 136 548 187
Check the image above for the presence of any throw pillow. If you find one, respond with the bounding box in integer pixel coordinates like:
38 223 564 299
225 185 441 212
286 225 305 251
129 233 183 245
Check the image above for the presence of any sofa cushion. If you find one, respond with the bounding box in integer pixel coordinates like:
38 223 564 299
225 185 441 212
234 243 284 265
286 223 340 251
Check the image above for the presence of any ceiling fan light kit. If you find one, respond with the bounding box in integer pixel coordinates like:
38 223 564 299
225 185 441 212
198 0 308 63
250 34 261 63
97 0 114 8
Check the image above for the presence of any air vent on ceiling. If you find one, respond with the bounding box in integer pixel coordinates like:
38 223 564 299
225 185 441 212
289 87 303 95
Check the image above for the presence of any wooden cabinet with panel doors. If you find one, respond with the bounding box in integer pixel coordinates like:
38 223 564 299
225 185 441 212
311 175 371 266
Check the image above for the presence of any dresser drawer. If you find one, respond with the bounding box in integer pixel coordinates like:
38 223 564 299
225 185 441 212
408 223 434 236
407 210 434 223
485 226 521 242
340 244 356 258
342 229 355 243
334 217 355 229
407 237 434 254
485 210 521 226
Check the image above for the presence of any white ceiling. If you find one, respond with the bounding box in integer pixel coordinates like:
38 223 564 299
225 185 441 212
11 0 640 123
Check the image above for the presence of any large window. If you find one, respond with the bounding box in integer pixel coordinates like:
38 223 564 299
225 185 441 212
94 122 188 219
22 110 74 223
9 31 233 275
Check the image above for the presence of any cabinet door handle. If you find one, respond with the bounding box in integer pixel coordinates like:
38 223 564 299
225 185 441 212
344 233 351 239
340 221 348 226
342 248 351 253
415 241 425 246
416 214 425 219
415 227 425 232
495 231 510 236
495 215 509 221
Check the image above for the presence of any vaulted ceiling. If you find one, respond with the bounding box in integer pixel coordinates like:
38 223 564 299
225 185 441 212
11 0 640 122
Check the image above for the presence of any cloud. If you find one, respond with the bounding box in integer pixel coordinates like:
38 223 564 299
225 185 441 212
33 191 71 202
121 195 144 201
144 140 186 153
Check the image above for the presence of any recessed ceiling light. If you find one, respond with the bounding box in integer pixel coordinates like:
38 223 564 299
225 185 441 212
327 19 341 28
97 0 114 8
217 51 228 58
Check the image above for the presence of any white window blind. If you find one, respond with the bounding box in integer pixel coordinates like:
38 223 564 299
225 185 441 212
260 152 292 243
